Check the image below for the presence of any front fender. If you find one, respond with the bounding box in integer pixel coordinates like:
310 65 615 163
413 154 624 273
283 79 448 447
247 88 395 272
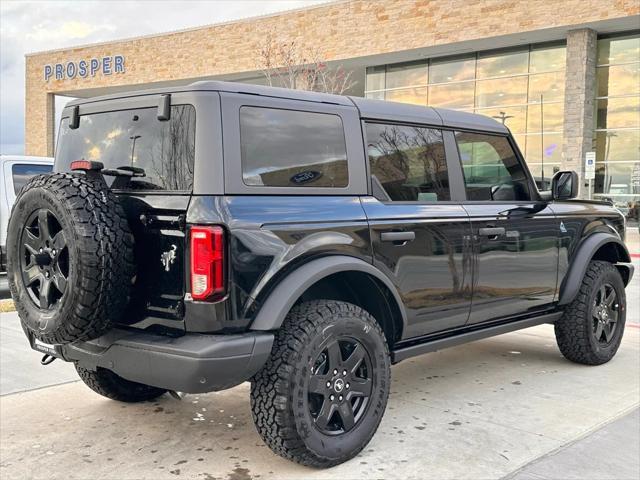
250 255 407 331
558 232 632 305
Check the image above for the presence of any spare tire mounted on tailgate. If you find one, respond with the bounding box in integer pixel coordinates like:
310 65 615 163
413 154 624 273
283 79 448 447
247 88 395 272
6 172 135 344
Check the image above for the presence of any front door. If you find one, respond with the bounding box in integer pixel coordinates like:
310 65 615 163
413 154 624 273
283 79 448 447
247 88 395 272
362 122 473 339
453 131 559 324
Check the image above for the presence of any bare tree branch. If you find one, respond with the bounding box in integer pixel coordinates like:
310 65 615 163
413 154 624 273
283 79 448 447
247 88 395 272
257 30 356 95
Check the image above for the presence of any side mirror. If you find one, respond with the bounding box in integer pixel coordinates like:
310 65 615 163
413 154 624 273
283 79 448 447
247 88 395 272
552 170 578 200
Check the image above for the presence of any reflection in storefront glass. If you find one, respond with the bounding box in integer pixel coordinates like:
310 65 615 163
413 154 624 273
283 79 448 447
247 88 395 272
384 87 428 106
594 34 640 226
428 82 475 109
429 56 476 84
476 49 529 78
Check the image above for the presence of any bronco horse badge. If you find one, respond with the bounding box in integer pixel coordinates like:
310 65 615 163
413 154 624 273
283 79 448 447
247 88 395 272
160 245 177 272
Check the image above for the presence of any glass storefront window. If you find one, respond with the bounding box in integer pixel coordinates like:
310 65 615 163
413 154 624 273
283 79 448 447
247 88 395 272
428 82 475 109
596 97 640 129
596 63 640 97
384 87 427 105
364 43 568 189
475 76 528 108
365 66 385 92
365 91 385 101
597 35 640 65
524 133 563 163
385 61 427 90
429 56 475 84
476 48 529 78
526 102 564 132
594 130 640 162
475 106 528 134
594 34 640 226
530 45 566 73
528 71 565 103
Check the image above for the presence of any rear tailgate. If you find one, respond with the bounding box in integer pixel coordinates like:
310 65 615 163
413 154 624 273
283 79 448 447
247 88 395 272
119 194 190 327
55 102 197 330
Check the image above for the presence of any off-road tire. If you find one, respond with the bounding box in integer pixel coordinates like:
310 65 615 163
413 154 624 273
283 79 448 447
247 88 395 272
75 365 166 402
251 300 391 468
7 173 135 344
555 261 626 365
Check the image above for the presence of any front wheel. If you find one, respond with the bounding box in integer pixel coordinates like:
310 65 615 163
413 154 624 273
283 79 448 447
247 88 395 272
251 300 391 468
555 261 627 365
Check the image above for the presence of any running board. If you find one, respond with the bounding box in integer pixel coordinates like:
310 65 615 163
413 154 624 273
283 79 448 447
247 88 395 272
391 311 562 364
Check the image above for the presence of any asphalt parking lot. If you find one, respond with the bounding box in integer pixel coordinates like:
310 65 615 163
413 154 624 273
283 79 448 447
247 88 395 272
0 240 638 479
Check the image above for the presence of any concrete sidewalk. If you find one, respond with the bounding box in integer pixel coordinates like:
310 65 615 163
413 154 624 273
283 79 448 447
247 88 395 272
509 408 639 480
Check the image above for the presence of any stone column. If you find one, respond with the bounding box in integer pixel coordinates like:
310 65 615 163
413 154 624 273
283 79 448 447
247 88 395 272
24 91 55 157
562 28 598 196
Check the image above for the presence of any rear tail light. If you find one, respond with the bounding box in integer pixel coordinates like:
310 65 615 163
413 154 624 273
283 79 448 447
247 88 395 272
190 226 225 301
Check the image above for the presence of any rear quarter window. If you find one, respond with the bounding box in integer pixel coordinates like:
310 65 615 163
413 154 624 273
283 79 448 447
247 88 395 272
56 105 195 191
239 106 349 188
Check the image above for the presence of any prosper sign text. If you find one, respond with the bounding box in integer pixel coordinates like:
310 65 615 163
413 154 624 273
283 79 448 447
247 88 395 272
44 55 125 82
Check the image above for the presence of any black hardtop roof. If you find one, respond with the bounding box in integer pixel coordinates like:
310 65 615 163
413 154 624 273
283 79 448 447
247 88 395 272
67 80 508 133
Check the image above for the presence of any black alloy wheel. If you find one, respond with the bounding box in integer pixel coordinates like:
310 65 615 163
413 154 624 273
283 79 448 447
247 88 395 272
20 209 69 311
308 336 373 434
592 282 619 345
554 260 627 365
251 300 391 467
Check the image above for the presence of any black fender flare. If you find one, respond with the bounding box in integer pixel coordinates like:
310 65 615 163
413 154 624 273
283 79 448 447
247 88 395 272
558 233 633 305
250 255 408 332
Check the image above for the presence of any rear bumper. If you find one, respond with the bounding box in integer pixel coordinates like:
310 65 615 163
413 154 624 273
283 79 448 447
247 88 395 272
39 329 274 393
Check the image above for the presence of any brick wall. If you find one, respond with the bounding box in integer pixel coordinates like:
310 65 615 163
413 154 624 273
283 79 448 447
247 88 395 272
25 0 640 155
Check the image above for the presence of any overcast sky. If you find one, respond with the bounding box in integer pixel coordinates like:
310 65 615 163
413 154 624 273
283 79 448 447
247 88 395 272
0 0 327 155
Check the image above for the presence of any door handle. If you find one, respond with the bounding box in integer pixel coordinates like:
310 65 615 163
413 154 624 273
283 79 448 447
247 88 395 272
380 231 416 245
478 227 505 238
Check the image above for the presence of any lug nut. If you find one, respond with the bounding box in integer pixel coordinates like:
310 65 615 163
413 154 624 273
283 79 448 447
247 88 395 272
339 395 343 401
39 248 43 253
330 395 335 401
45 271 50 278
342 370 347 376
346 383 350 389
333 369 338 375
326 381 331 388
52 249 56 256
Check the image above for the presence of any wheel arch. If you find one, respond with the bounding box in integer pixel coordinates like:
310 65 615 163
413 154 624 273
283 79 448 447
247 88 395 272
249 256 407 347
558 233 633 306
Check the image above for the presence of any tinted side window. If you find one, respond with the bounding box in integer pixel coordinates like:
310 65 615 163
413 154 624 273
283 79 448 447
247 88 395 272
366 123 450 202
240 107 348 187
12 164 52 194
455 132 531 201
56 105 195 191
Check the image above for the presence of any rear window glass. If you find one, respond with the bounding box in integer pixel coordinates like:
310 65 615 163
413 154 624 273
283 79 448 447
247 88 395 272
56 105 195 191
12 164 52 194
240 106 348 188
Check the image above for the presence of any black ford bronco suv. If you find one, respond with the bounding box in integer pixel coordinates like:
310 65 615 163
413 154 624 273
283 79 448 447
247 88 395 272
7 81 634 467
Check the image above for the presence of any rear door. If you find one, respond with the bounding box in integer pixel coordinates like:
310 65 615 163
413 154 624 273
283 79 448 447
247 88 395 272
55 93 207 329
362 122 473 339
452 131 559 324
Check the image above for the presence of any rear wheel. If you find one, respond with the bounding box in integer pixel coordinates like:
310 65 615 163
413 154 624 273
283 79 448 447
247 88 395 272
251 300 391 467
75 365 166 403
555 261 626 365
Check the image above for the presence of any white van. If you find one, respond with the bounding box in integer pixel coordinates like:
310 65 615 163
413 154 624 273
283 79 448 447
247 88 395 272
1 155 53 272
